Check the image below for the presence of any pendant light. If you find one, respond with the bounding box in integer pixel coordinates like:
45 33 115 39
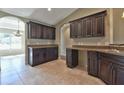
15 20 22 37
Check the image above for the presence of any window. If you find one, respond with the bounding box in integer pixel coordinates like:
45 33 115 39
0 16 25 51
0 32 22 50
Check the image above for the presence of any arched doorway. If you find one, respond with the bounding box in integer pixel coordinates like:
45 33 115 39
0 16 25 55
60 23 72 58
0 16 25 73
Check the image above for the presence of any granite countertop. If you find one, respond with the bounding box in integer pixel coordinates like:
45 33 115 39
28 44 58 48
67 45 124 56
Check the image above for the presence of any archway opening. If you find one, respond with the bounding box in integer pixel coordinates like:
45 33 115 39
0 16 26 72
0 16 25 55
60 23 72 59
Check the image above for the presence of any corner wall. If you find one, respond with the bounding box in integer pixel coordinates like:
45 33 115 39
113 8 124 44
55 8 112 57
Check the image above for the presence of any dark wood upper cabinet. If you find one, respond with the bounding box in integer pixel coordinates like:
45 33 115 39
36 24 43 39
70 21 77 38
81 19 86 37
28 21 55 40
51 27 55 39
47 27 55 39
93 14 105 37
70 10 107 38
43 26 49 39
77 20 82 38
85 18 93 37
29 22 37 39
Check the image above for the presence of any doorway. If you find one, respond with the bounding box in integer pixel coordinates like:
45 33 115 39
60 23 72 58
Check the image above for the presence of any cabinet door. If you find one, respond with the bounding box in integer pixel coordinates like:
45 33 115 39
43 26 49 39
50 47 58 60
77 20 82 38
39 48 46 63
30 22 37 38
51 28 55 39
70 22 77 38
93 15 105 37
36 24 42 39
33 48 40 65
81 19 86 37
85 18 93 37
28 22 43 39
47 27 51 39
40 25 43 38
47 27 54 39
46 48 52 61
98 56 113 84
66 49 73 68
87 51 98 77
66 49 78 68
112 65 124 85
46 47 58 61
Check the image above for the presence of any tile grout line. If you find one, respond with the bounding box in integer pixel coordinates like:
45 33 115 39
14 65 26 85
15 69 25 85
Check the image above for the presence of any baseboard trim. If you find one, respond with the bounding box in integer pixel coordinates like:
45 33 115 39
60 55 66 60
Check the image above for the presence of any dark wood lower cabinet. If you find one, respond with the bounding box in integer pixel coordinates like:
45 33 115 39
112 65 124 85
87 51 98 77
98 56 113 84
88 51 124 85
28 47 58 66
66 48 124 85
66 48 78 68
46 47 58 61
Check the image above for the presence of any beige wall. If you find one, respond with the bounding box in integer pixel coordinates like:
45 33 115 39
113 8 124 44
56 8 112 56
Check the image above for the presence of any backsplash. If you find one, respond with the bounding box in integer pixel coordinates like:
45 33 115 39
72 38 110 46
27 39 56 45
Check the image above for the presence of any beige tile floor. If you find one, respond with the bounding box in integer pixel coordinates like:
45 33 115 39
0 54 105 85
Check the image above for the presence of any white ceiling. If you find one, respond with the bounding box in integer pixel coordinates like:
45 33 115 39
0 8 77 25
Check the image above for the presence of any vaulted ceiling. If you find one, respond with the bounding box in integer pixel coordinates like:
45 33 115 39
0 8 78 25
